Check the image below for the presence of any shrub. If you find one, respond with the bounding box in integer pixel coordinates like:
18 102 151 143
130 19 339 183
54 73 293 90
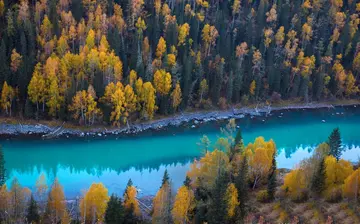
291 190 309 203
324 186 342 203
241 95 249 105
270 92 281 103
217 97 227 110
200 99 212 110
256 190 269 202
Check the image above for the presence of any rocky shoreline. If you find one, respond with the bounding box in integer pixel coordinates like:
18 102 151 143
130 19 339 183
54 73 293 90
0 102 357 139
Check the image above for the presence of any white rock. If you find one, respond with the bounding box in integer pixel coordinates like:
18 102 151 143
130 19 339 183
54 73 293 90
191 125 196 128
98 133 102 137
322 120 326 123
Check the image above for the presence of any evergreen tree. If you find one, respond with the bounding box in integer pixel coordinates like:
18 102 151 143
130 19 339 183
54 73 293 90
234 128 243 146
184 175 191 187
267 153 277 201
162 169 170 186
123 179 139 224
0 145 6 186
235 155 249 221
26 194 40 224
310 158 326 196
328 128 342 161
207 170 229 224
105 194 124 224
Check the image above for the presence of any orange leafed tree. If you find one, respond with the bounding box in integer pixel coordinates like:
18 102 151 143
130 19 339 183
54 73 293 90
245 137 276 188
187 149 229 188
171 81 182 110
343 168 360 200
68 90 101 126
47 178 66 224
153 69 172 96
152 179 172 223
1 81 15 116
172 185 194 224
156 37 166 59
282 168 307 201
80 183 109 223
225 183 240 219
123 182 141 216
28 63 46 116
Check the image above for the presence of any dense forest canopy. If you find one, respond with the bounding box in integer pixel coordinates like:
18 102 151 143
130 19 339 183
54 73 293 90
0 0 360 126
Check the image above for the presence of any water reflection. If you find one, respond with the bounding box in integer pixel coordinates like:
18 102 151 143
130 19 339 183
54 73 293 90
2 106 360 197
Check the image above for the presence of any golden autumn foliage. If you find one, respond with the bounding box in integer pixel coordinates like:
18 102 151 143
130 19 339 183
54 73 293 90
178 23 190 46
137 81 157 119
282 168 307 201
296 51 316 77
171 82 182 109
47 178 66 223
345 72 359 97
110 85 125 126
68 90 101 125
225 183 240 218
232 0 240 15
275 26 285 46
187 149 229 188
1 81 15 116
35 173 48 205
202 24 218 56
249 80 256 96
129 70 137 87
123 84 137 123
135 17 146 32
332 57 347 95
10 49 22 72
156 37 167 59
46 74 63 117
324 155 353 189
172 185 194 224
343 169 360 200
80 183 109 223
0 0 4 17
166 53 176 68
246 137 276 188
152 182 172 223
124 185 141 216
153 69 172 96
264 28 273 48
301 22 312 42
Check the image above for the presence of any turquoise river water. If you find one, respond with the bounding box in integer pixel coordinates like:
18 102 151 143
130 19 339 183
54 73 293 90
1 106 360 198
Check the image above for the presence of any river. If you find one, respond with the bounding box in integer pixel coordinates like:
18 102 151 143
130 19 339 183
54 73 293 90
1 105 360 198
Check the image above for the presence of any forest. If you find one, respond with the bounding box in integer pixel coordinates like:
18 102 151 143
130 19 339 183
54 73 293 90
0 122 360 223
0 0 360 126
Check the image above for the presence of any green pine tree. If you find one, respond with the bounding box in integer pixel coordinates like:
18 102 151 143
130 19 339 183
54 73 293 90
234 128 243 146
235 155 249 221
183 175 191 187
26 194 40 224
310 158 326 196
105 194 125 224
207 170 229 224
162 169 170 186
267 153 277 201
328 128 342 161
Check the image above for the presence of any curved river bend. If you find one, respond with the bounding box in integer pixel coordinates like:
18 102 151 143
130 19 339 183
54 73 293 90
1 106 360 198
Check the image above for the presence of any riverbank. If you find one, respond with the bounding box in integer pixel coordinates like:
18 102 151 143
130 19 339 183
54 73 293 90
1 100 359 139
